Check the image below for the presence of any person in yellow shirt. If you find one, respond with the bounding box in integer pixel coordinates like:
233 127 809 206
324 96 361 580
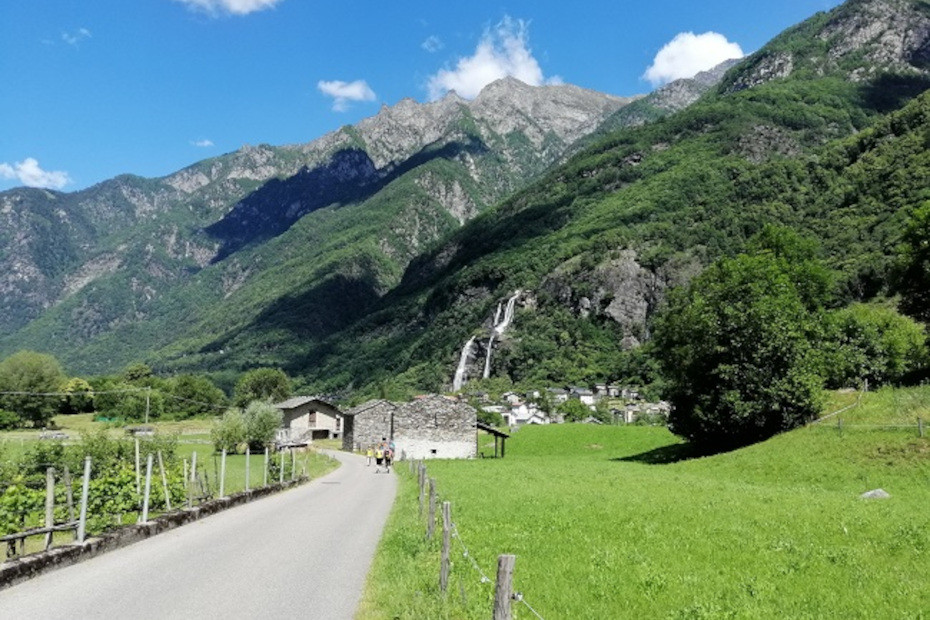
366 445 373 466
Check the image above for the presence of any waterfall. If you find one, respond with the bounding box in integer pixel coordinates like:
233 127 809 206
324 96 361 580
482 334 495 379
494 291 521 335
493 302 503 327
452 336 476 392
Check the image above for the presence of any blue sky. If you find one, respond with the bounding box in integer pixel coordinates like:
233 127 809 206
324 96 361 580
0 0 842 192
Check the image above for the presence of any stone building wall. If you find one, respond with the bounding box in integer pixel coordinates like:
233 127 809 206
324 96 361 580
343 395 477 459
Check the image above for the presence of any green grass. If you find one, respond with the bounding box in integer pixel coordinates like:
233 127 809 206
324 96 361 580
359 390 930 619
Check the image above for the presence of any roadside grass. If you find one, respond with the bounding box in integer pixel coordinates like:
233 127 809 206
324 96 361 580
359 390 930 619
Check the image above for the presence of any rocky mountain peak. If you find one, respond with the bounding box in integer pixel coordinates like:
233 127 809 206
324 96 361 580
726 0 930 92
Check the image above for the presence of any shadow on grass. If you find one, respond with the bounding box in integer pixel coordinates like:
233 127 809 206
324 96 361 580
614 441 736 465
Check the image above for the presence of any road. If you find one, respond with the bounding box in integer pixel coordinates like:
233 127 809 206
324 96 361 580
0 450 397 619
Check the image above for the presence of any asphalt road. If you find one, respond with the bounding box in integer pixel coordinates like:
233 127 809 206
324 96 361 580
0 450 397 619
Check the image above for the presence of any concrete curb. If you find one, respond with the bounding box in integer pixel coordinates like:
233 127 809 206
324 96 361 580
0 478 307 590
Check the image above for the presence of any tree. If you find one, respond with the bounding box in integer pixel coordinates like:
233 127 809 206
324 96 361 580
168 374 227 419
653 240 825 449
895 201 930 323
59 378 95 415
0 351 67 428
557 398 592 422
244 401 283 450
211 408 248 453
233 368 291 408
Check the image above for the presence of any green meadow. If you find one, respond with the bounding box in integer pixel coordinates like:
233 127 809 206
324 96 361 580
359 390 930 619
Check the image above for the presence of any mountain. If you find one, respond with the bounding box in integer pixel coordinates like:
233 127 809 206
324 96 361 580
226 0 930 400
0 79 634 376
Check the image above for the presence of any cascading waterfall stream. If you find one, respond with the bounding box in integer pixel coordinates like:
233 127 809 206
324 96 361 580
452 336 476 392
454 290 521 390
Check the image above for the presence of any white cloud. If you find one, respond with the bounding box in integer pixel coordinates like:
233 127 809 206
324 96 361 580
191 139 215 147
317 79 377 112
173 0 283 16
426 17 560 101
0 158 71 190
61 28 91 46
422 35 443 53
643 31 744 86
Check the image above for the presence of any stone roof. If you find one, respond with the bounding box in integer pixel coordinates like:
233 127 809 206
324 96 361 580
273 396 341 415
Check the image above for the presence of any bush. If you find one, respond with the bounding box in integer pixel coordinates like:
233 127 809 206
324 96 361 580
0 409 21 430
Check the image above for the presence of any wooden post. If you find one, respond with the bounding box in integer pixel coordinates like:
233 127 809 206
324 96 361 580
157 451 171 512
77 456 91 543
263 447 269 487
418 464 426 517
191 451 198 485
291 448 296 481
493 554 516 620
44 468 55 550
440 501 451 593
141 453 154 523
245 446 251 492
219 449 227 498
279 449 285 485
427 478 437 540
134 438 141 494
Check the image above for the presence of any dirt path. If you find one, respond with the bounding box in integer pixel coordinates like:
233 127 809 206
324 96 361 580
0 450 396 619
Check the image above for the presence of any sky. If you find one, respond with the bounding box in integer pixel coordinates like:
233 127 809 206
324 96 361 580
0 0 843 192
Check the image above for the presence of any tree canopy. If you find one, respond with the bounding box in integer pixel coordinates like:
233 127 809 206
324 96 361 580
0 351 67 428
653 231 826 448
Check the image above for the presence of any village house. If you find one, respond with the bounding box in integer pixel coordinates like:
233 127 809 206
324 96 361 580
342 394 478 460
273 396 343 443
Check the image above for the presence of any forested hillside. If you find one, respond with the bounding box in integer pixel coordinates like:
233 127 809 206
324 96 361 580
223 0 930 400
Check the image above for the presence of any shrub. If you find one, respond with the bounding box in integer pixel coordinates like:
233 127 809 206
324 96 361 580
233 368 291 408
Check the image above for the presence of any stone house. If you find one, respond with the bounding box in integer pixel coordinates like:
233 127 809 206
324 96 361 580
273 396 343 442
342 394 477 459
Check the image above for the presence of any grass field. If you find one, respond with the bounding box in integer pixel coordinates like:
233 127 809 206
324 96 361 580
359 389 930 619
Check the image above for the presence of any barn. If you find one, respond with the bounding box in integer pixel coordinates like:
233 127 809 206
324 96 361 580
342 394 477 460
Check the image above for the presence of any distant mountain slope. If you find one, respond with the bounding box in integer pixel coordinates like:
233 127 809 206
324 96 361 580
0 79 633 374
206 0 930 399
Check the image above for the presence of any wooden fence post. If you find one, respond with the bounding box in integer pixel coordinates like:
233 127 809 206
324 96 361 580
191 451 198 486
418 464 426 517
219 449 227 498
77 456 91 543
440 501 451 593
245 447 251 492
279 450 285 485
141 453 154 523
157 451 171 512
44 468 55 550
493 554 516 620
427 478 437 540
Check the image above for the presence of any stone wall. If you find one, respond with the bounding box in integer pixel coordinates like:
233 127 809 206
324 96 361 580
344 395 477 459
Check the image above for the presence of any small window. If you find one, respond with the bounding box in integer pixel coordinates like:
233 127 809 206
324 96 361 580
430 449 438 455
